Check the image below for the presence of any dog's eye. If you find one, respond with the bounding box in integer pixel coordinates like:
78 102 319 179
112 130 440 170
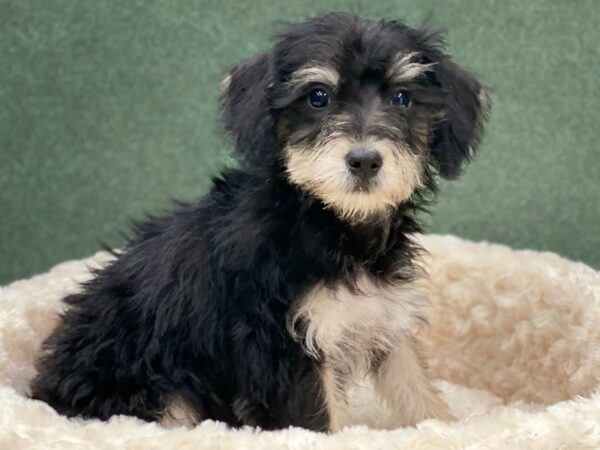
391 89 410 108
308 88 329 108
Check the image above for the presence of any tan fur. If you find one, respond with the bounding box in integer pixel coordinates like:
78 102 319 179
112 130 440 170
219 73 232 94
478 88 491 120
290 274 429 362
289 273 446 430
284 134 424 221
387 52 435 83
288 65 340 89
320 364 352 432
374 336 454 427
159 396 200 428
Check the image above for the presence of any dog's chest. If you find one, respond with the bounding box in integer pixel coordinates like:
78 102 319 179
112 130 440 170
290 274 427 366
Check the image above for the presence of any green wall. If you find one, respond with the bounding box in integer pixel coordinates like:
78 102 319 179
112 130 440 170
1 0 598 285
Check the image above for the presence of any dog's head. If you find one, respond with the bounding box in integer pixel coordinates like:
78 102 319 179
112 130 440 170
221 13 489 221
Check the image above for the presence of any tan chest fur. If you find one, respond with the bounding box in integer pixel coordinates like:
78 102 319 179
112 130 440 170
290 273 428 372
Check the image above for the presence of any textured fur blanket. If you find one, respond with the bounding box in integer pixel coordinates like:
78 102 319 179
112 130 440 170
1 234 598 449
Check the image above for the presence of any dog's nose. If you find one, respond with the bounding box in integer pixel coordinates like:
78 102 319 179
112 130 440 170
345 148 382 182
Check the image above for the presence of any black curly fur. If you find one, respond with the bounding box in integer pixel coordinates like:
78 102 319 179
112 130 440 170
31 13 488 431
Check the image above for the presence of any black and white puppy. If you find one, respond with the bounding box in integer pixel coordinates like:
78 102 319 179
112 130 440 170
32 13 489 432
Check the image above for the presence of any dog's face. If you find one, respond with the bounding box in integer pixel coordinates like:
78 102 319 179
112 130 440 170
221 14 489 221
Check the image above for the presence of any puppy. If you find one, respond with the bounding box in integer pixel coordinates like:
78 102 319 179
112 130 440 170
31 13 489 432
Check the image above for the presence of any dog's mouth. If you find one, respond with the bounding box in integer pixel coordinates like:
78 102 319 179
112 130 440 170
351 179 377 193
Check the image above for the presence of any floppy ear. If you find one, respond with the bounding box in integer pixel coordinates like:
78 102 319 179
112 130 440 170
430 58 490 179
220 51 278 168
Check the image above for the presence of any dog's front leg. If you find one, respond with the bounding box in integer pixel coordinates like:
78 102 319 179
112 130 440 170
373 335 454 428
319 361 352 432
231 317 330 431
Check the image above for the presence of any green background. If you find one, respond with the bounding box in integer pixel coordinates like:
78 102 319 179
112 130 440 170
1 0 598 285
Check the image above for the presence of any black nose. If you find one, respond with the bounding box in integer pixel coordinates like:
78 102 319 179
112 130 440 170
345 148 383 182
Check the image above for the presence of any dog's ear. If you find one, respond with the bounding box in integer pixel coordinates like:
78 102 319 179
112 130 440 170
430 58 490 179
220 51 278 167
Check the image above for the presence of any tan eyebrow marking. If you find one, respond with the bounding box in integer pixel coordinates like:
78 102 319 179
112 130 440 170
288 65 340 88
388 52 436 83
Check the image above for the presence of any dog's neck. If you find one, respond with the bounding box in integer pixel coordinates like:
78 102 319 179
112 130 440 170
266 173 422 282
343 214 393 258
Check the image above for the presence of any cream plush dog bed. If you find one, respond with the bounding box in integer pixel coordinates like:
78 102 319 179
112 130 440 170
0 234 599 449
